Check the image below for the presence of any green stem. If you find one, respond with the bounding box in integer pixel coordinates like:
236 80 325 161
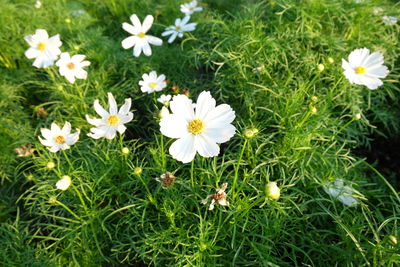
190 159 195 188
62 150 73 169
330 118 355 141
137 173 156 206
160 134 165 170
72 184 88 212
55 200 81 221
232 139 248 198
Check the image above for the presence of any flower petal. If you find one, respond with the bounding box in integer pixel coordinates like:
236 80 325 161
202 124 236 143
94 99 109 117
108 92 118 115
169 94 194 122
204 104 235 127
160 114 189 138
118 98 132 115
122 36 137 49
195 91 216 119
141 15 154 33
194 135 220 158
169 134 196 163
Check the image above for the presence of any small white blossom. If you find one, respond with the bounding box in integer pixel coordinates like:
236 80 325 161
372 7 383 15
38 122 80 153
56 175 71 191
56 52 90 83
24 29 62 68
162 16 197 43
180 0 203 16
323 179 359 207
86 92 133 139
342 48 389 90
382 16 397 26
201 183 229 210
139 71 167 94
159 106 170 119
160 91 236 163
157 94 172 105
121 14 163 57
35 0 41 8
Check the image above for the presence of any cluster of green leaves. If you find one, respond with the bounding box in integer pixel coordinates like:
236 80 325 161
0 0 399 266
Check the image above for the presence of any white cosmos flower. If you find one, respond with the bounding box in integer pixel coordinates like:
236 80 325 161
160 91 236 163
323 179 359 207
201 183 229 210
56 175 71 191
162 16 197 43
121 14 163 57
55 52 90 83
139 71 167 93
24 29 62 68
157 94 172 105
341 48 389 90
86 92 133 139
382 16 397 25
38 122 80 153
180 0 203 16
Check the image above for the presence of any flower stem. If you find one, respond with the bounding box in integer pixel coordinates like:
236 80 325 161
55 200 81 221
62 150 73 169
190 159 195 188
232 139 248 198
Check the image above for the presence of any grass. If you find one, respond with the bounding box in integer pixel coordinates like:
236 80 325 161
0 0 400 265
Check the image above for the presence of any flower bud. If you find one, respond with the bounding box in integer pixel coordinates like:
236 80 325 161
122 147 129 155
244 128 259 138
327 57 334 64
48 196 57 204
47 161 55 169
265 182 280 200
389 235 398 246
354 113 361 120
317 64 325 72
134 167 143 176
311 106 317 114
311 96 318 103
65 18 71 24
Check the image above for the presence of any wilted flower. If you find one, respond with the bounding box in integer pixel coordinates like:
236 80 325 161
323 178 359 207
265 182 280 200
14 144 35 157
171 85 180 92
139 71 167 94
342 48 389 90
182 89 190 97
180 0 203 16
38 122 80 152
24 29 62 68
121 14 163 57
37 107 48 118
160 91 236 163
56 175 71 191
86 92 133 139
155 172 176 188
201 183 229 210
382 15 397 26
157 94 172 105
56 52 90 83
162 16 197 43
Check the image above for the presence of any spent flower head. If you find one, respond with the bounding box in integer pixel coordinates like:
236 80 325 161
24 29 62 68
86 92 133 139
342 48 389 90
14 144 35 157
160 91 236 163
201 183 229 210
56 52 90 83
38 122 80 152
155 172 176 188
121 14 163 57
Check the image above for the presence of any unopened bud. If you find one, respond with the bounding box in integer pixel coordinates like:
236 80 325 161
265 182 280 200
47 161 55 169
327 57 334 64
317 64 325 72
244 128 259 138
134 167 143 176
354 113 361 120
122 147 129 155
389 235 397 246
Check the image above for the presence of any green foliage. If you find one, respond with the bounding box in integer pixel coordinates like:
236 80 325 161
0 0 399 266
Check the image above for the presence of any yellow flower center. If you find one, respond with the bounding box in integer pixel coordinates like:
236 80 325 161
176 26 182 30
67 62 75 70
188 119 205 135
107 115 120 126
138 32 146 38
149 82 158 89
54 135 65 144
37 42 46 51
355 66 366 74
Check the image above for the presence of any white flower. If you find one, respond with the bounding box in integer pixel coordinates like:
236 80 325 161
382 16 397 26
341 48 389 90
159 106 170 119
323 179 359 207
121 14 163 57
86 92 133 139
24 29 62 68
139 71 167 93
35 0 41 8
372 7 383 15
56 175 71 191
201 183 229 210
38 122 80 153
55 52 90 83
157 94 172 105
160 91 236 163
162 16 197 43
180 0 203 16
